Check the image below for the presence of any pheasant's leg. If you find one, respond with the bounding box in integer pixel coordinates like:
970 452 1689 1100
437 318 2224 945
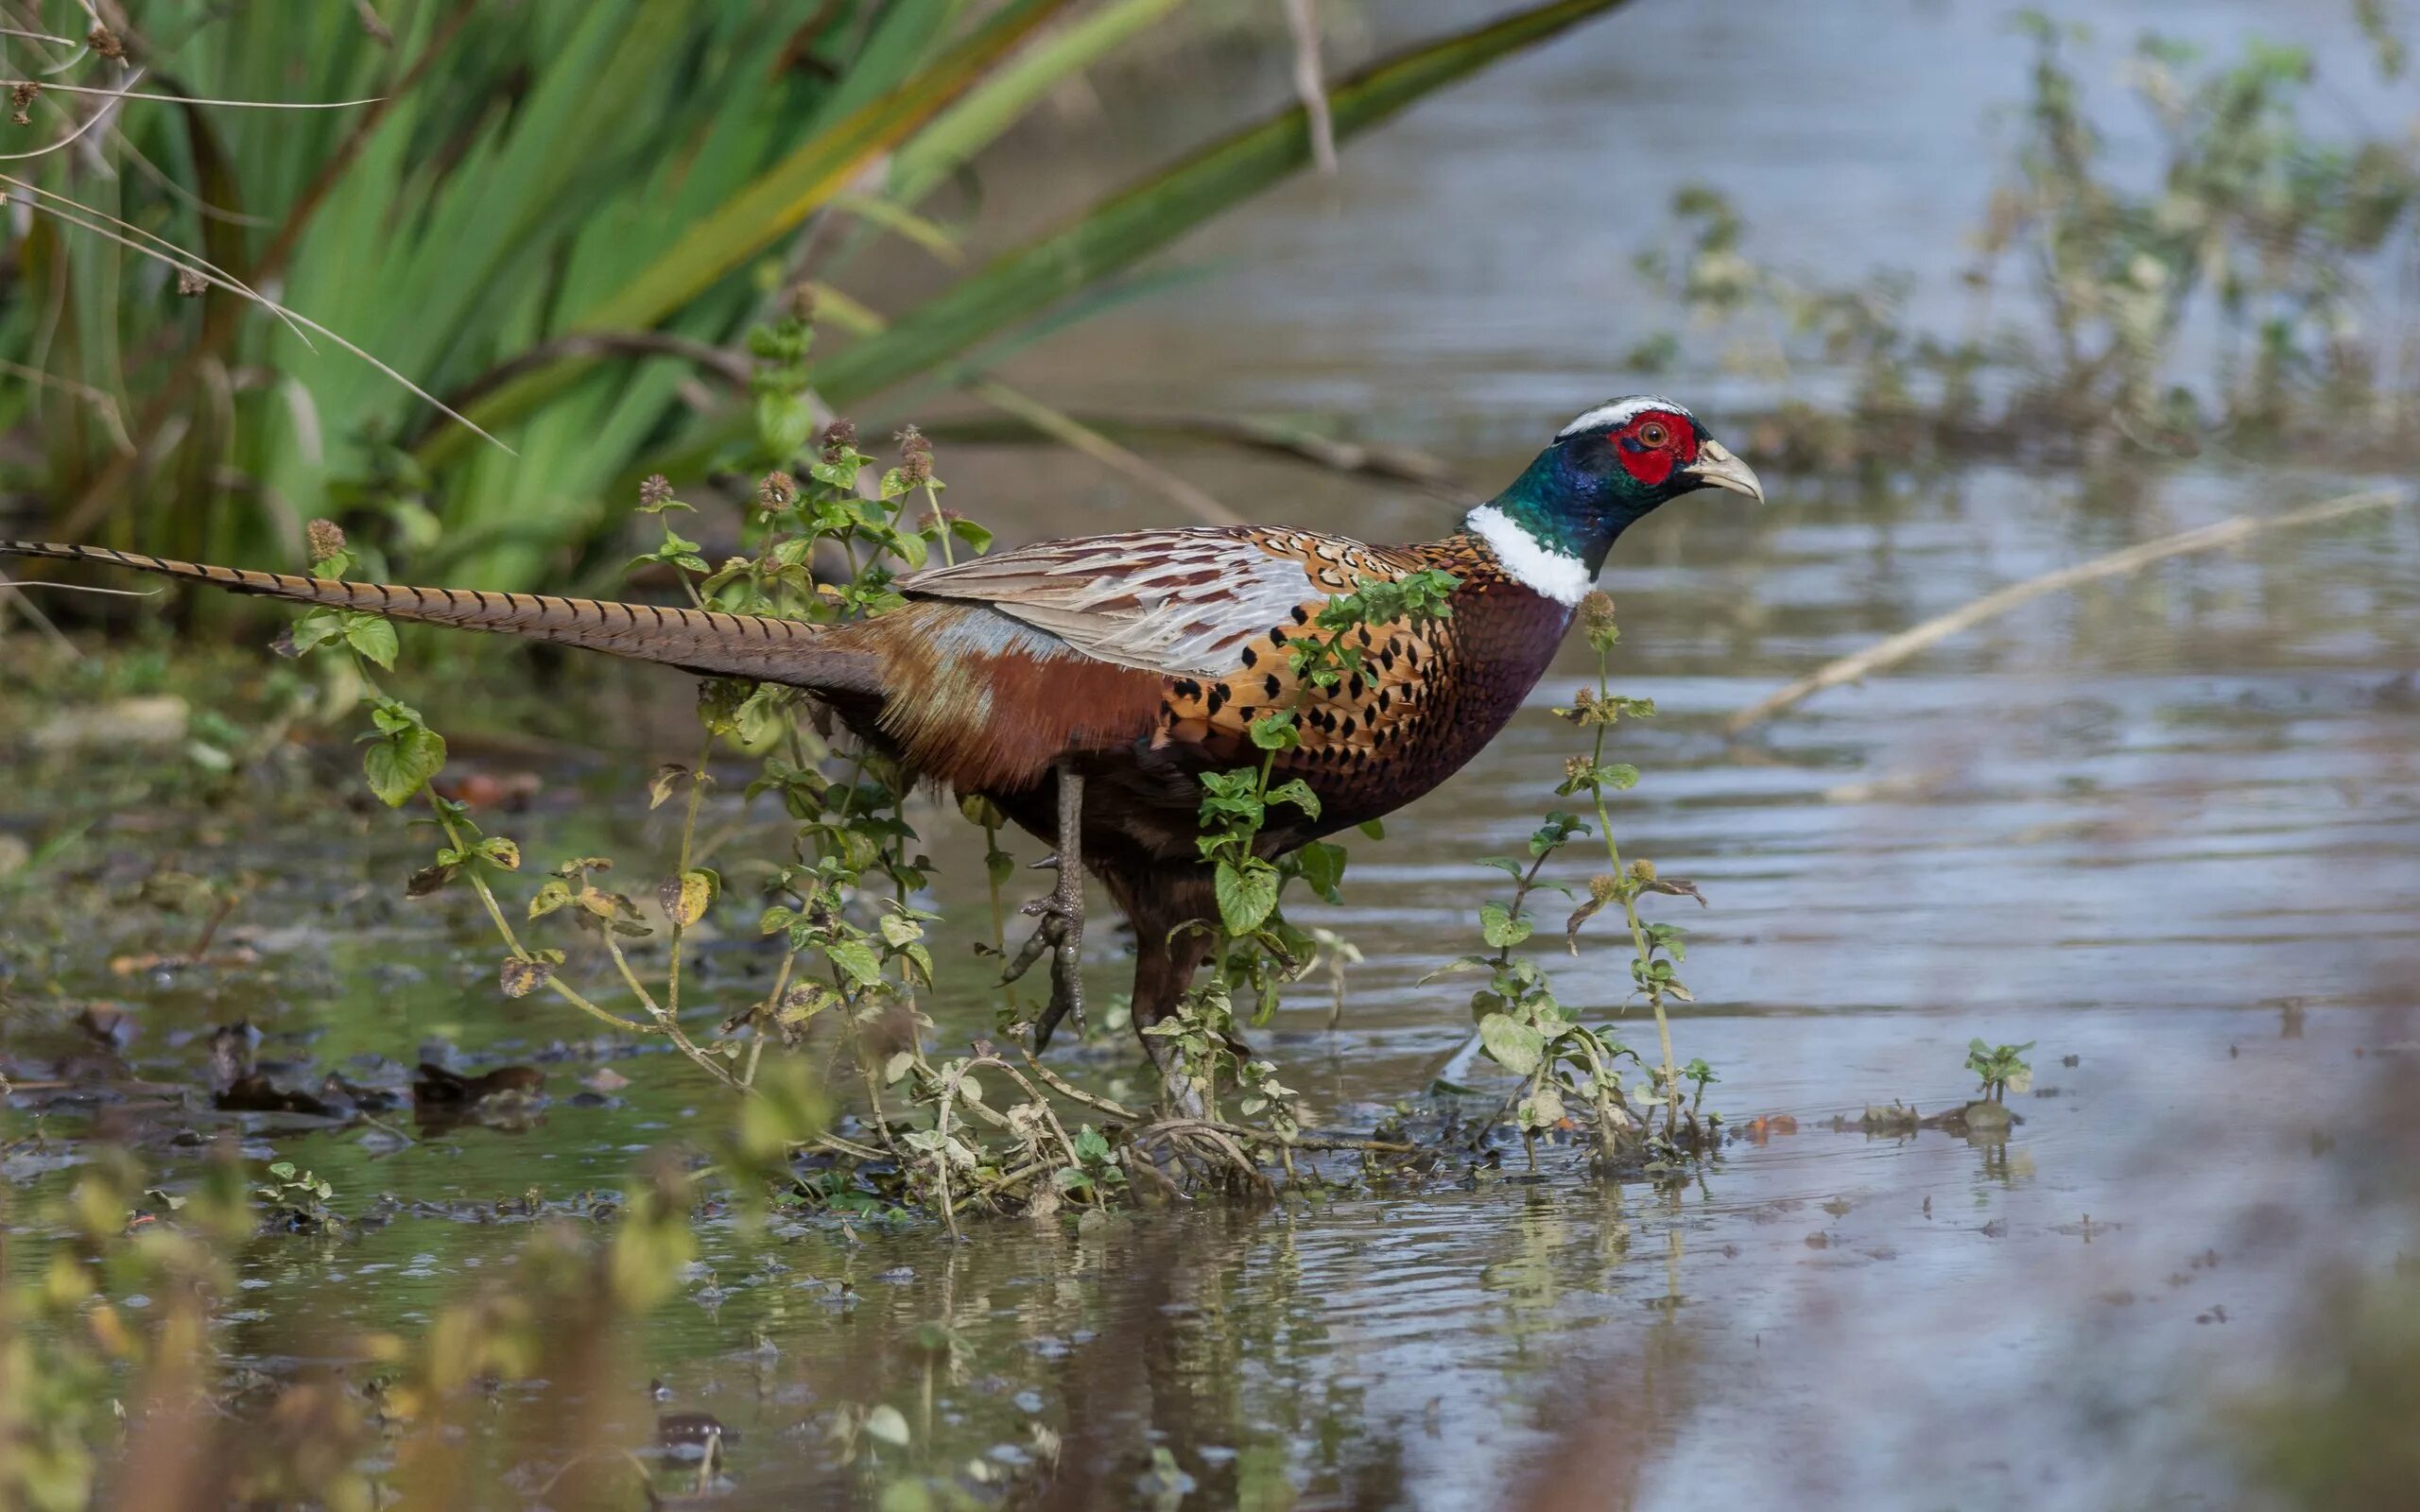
1127 886 1216 1118
1011 765 1087 1050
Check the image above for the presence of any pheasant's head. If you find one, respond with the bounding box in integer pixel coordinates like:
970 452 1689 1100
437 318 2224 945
1468 396 1762 604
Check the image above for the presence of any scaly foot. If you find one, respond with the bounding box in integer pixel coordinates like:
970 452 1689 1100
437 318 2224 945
1006 767 1086 1050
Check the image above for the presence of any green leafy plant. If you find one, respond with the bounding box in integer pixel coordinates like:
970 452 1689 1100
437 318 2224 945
1441 591 1717 1167
1150 570 1458 1136
1438 805 1650 1167
1631 20 2420 467
1965 1039 2035 1103
252 1160 340 1233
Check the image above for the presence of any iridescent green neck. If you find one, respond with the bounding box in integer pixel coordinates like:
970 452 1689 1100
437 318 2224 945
1481 447 1652 576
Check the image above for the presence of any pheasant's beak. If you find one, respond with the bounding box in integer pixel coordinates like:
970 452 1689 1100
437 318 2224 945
1685 438 1765 503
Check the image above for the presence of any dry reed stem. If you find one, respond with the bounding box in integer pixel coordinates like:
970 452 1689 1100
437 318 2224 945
1724 487 2411 732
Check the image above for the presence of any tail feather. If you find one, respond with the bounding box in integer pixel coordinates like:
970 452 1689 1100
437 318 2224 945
0 541 880 693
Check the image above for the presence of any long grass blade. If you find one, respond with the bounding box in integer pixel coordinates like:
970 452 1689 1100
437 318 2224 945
415 0 1073 467
885 0 1191 206
814 0 1634 406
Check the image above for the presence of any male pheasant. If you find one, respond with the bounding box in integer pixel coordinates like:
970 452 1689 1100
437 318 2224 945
3 396 1760 1095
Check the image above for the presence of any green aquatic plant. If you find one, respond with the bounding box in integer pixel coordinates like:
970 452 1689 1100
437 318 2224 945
1631 17 2420 465
1442 591 1718 1168
252 1160 340 1233
1965 1039 2035 1104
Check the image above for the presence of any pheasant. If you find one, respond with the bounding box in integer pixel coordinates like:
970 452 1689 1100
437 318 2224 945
3 396 1760 1098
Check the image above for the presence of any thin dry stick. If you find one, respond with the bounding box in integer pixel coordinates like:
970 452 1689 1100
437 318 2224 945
9 80 383 108
1280 0 1337 175
802 282 1248 526
0 354 133 451
661 734 716 1021
925 408 1465 490
1019 1053 1143 1124
967 377 1242 525
0 64 141 162
434 330 752 422
0 568 78 656
1723 488 2411 733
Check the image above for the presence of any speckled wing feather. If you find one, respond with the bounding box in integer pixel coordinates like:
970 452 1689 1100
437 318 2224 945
898 526 1420 679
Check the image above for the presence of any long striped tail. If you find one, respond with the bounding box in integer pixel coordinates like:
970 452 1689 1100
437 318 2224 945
0 541 880 693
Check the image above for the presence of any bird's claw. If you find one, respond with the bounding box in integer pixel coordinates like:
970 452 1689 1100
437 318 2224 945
999 896 1073 985
1011 766 1087 1052
1007 900 1084 1050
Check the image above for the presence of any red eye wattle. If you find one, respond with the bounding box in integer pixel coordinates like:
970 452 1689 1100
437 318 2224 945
1607 409 1698 487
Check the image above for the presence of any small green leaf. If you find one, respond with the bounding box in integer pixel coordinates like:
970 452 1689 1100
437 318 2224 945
1478 1012 1546 1077
825 937 883 987
1263 778 1321 818
343 615 399 670
528 878 573 919
290 609 344 652
1296 839 1347 902
1479 901 1532 950
1248 711 1301 751
364 727 446 808
648 764 691 809
1419 954 1496 984
1214 858 1280 935
1519 1081 1566 1128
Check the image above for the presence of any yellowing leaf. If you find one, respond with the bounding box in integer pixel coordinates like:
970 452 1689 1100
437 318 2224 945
660 868 718 929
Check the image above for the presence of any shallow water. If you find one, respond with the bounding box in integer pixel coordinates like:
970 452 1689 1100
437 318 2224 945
9 2 2420 1506
7 441 2411 1506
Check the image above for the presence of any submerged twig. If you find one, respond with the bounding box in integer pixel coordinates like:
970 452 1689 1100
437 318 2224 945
1724 488 2411 732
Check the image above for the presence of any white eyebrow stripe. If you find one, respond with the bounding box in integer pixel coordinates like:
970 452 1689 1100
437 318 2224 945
1554 396 1696 439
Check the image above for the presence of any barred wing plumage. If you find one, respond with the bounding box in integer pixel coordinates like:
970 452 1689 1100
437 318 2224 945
897 525 1419 679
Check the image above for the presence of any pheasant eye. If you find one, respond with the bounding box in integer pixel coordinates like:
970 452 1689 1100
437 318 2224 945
1637 421 1669 448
